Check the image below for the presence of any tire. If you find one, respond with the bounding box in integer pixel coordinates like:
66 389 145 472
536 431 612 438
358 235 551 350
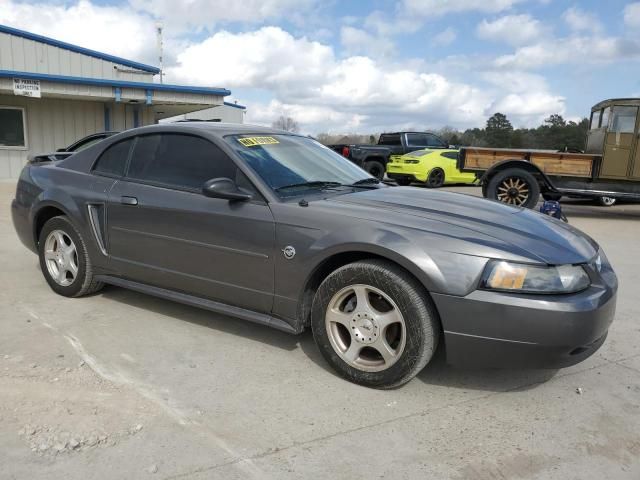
364 160 385 180
425 168 445 188
487 168 540 209
597 196 617 207
311 260 439 389
38 216 104 297
542 192 562 201
396 178 412 186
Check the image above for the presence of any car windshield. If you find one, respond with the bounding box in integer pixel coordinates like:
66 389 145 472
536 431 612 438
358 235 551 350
225 134 373 196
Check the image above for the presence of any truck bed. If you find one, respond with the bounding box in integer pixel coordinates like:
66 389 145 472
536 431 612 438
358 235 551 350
459 147 600 179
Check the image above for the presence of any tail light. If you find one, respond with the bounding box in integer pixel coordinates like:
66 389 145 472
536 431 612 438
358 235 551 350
342 146 350 157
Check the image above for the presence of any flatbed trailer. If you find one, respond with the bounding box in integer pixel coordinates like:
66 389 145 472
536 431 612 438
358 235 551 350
458 98 640 208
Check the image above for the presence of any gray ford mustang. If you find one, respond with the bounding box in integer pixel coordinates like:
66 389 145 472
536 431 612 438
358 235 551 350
11 123 618 388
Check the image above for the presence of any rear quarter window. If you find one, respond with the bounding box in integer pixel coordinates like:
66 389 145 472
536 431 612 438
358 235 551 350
92 139 133 177
378 134 401 146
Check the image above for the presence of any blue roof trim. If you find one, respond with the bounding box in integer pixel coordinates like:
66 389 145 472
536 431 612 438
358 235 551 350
224 101 247 110
0 70 231 96
0 24 161 74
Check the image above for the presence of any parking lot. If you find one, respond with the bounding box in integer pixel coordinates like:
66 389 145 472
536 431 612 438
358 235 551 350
1 180 639 480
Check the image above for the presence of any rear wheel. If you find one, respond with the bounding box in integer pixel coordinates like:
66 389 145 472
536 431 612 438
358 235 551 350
425 168 445 188
487 168 540 208
364 160 385 180
311 260 439 389
597 196 617 207
38 216 103 297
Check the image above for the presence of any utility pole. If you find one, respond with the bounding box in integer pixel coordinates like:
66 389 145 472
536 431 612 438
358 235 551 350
156 23 164 84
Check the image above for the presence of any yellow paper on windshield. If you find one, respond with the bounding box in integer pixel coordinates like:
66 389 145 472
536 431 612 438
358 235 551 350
238 136 279 147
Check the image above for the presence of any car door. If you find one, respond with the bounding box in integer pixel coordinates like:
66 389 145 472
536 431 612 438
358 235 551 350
105 132 276 313
601 105 638 178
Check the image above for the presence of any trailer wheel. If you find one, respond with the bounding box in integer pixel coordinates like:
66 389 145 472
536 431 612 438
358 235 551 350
487 168 540 208
364 160 385 180
597 196 617 207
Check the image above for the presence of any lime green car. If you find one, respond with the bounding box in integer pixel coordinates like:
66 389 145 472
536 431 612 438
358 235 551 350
386 149 477 188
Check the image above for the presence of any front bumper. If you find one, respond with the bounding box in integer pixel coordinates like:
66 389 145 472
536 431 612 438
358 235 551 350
431 272 617 369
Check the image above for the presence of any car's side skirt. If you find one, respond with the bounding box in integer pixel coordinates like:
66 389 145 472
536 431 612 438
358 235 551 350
95 275 302 335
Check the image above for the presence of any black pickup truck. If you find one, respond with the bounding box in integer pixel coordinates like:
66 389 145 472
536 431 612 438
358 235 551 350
329 132 449 179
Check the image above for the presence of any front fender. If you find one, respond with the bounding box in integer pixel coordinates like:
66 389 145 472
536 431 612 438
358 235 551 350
305 228 446 294
481 160 556 191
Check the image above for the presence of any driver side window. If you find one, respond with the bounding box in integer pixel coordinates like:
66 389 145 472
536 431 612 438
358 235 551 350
126 133 256 194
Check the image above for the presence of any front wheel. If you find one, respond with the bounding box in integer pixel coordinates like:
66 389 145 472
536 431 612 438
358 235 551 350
38 216 103 297
487 168 540 208
364 160 385 180
311 260 439 389
425 168 445 188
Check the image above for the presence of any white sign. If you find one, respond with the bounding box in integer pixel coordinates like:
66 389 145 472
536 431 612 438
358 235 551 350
13 78 41 98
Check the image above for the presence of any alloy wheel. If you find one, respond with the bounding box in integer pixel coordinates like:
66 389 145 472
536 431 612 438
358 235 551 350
325 284 406 372
427 169 444 187
44 230 79 286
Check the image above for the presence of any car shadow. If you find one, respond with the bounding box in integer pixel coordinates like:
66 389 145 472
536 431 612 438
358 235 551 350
297 332 559 392
97 285 302 352
416 347 559 393
96 285 560 392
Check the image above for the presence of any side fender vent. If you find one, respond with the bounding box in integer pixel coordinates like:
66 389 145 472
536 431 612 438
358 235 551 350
87 204 107 256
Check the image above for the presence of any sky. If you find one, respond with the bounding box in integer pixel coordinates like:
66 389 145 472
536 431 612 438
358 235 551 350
1 0 639 134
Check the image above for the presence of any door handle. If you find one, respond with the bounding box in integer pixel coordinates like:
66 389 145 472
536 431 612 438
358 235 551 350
120 196 138 206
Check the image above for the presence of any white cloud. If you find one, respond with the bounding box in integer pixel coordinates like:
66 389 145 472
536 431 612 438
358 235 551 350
477 14 543 46
625 2 640 28
563 7 602 32
487 92 565 124
129 0 315 31
166 27 333 95
0 0 573 132
481 71 549 93
495 36 640 69
0 0 157 63
340 26 395 57
167 26 567 131
433 27 457 46
401 0 525 17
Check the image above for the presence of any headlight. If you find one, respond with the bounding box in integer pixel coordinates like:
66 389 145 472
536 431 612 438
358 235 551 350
480 260 591 294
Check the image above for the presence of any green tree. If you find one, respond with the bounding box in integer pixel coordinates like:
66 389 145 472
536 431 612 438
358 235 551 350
544 114 566 128
485 113 513 147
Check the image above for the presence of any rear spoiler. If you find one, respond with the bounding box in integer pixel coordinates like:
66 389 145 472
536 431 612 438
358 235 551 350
28 152 74 164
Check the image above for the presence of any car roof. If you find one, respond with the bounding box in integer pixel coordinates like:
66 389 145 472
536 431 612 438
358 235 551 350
124 122 290 139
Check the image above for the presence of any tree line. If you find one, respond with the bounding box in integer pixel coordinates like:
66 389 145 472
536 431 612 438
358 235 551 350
311 113 590 151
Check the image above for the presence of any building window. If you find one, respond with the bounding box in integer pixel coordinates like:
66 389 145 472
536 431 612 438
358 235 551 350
0 107 27 148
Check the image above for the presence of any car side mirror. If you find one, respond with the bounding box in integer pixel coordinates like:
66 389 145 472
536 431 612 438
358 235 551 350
202 177 253 201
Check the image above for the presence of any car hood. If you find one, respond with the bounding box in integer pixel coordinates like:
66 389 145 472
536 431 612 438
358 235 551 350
327 187 598 265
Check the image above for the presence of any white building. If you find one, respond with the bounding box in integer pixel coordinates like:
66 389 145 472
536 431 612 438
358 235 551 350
163 102 246 124
0 24 234 179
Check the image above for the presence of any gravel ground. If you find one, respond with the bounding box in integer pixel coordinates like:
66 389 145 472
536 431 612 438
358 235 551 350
1 181 639 480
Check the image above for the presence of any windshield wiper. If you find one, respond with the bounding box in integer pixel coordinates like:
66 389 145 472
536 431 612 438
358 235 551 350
275 181 344 192
350 178 380 186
